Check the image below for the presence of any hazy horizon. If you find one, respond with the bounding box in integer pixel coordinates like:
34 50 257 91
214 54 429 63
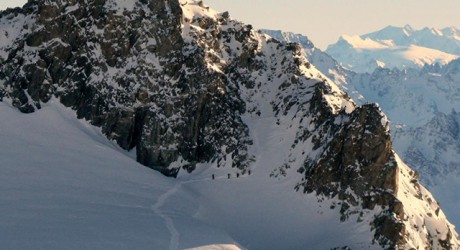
206 0 460 50
1 0 459 49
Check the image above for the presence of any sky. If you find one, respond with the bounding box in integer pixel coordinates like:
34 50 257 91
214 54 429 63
0 0 26 11
205 0 460 50
1 0 459 49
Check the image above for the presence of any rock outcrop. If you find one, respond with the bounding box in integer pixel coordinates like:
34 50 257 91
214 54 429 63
1 0 252 176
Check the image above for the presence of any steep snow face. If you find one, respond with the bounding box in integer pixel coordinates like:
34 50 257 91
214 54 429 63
326 25 460 73
396 155 459 249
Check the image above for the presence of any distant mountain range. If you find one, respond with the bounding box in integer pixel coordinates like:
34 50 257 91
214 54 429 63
325 25 460 73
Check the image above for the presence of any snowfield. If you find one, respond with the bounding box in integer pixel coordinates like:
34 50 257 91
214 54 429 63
0 100 384 249
0 100 240 250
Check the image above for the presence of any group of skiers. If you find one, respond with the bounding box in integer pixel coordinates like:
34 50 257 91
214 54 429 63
211 170 251 180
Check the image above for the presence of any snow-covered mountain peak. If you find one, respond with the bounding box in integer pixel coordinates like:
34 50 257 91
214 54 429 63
363 25 460 44
365 25 411 43
431 27 444 36
442 26 460 39
259 29 315 50
403 24 414 34
180 0 220 20
339 34 391 49
327 25 460 72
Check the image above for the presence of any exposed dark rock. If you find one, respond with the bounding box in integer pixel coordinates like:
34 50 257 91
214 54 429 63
297 92 405 246
0 0 252 176
373 211 406 248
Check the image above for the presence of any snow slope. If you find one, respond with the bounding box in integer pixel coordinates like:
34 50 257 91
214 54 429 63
1 97 457 249
326 25 460 73
0 100 241 250
0 99 382 250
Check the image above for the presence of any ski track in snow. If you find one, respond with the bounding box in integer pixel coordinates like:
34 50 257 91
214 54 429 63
152 182 182 250
151 177 218 250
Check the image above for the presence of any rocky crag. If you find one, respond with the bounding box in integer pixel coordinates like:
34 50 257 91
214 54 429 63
262 29 460 229
349 63 460 186
0 0 458 248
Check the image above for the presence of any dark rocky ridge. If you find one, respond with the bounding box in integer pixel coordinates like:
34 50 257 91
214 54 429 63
293 87 405 246
0 0 252 176
0 0 458 248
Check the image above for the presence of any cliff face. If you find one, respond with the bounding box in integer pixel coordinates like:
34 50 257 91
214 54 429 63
1 0 252 176
0 0 458 248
